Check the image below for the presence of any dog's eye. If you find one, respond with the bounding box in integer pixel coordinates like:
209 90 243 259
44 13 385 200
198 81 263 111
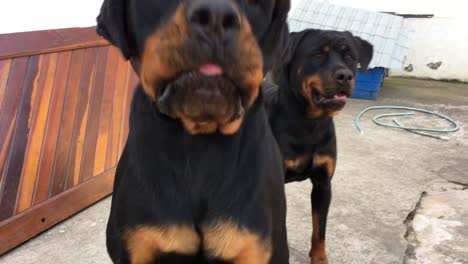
245 0 258 5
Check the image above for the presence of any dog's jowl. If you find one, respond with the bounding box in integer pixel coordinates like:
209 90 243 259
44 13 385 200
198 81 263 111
265 29 373 264
96 0 291 263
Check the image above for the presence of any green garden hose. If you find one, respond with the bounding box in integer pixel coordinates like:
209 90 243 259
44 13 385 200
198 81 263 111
355 106 460 140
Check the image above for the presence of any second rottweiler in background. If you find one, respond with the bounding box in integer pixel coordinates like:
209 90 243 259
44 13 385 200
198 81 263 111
264 29 373 264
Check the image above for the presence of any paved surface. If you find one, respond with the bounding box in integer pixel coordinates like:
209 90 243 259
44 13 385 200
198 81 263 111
404 180 468 264
1 77 467 264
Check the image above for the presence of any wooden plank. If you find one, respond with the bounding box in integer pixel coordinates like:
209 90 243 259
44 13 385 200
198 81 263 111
79 47 109 182
25 53 58 204
65 48 97 189
0 28 123 255
0 60 12 185
105 54 129 169
15 55 54 213
33 52 72 205
0 58 28 196
0 57 31 221
0 119 15 192
14 55 43 214
0 168 115 255
0 60 12 114
0 27 108 60
93 47 119 175
0 59 28 175
0 57 40 221
49 50 84 197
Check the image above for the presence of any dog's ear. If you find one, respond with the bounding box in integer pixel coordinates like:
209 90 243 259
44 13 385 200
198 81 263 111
96 0 135 60
269 29 311 85
284 30 313 63
353 36 374 73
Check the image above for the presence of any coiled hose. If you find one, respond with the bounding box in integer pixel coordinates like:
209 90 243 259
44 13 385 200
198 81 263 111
355 106 460 140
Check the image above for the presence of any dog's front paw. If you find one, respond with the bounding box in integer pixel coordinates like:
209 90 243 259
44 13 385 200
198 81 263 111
309 249 329 264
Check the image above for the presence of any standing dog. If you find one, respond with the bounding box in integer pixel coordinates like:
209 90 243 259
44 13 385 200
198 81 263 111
264 29 373 264
96 0 292 263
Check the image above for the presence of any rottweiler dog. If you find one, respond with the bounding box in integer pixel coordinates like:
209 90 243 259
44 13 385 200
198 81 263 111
96 0 291 263
264 29 373 264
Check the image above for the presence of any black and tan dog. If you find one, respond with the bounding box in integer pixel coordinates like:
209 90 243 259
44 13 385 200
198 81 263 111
96 0 292 263
264 29 373 264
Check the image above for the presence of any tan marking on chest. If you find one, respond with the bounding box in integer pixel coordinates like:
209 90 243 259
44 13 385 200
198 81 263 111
313 154 336 177
203 221 271 264
124 225 200 263
284 153 312 171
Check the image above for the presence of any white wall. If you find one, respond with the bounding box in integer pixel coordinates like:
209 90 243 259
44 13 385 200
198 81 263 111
309 0 466 18
391 17 468 82
291 0 468 81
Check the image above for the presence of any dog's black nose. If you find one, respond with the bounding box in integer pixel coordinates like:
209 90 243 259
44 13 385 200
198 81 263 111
334 69 354 86
187 0 241 37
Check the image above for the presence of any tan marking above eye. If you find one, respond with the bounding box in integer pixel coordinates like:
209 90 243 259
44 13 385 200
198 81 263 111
124 225 200 263
202 221 271 264
323 46 331 53
313 154 336 177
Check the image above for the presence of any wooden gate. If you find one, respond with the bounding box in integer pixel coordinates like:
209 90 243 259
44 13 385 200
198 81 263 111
0 27 138 254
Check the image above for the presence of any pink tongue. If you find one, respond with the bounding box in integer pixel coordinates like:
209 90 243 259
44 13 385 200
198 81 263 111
199 64 223 76
334 94 348 100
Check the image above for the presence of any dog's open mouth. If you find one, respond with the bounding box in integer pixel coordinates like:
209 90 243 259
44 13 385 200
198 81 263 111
156 64 245 126
312 88 350 111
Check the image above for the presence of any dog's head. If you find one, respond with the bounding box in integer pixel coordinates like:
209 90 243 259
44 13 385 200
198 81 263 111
275 29 373 118
97 0 290 134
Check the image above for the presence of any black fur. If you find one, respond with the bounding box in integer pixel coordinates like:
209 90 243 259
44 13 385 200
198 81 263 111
96 0 291 263
264 29 373 262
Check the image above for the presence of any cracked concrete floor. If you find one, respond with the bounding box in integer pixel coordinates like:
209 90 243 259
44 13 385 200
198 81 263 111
1 77 467 264
403 180 468 264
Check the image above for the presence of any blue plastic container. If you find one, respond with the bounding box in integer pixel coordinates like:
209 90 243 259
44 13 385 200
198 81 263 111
352 67 385 100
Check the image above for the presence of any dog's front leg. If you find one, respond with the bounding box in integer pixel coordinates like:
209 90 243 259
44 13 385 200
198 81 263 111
309 153 335 264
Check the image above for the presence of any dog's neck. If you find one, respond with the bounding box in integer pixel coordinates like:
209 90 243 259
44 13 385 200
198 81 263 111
264 81 334 149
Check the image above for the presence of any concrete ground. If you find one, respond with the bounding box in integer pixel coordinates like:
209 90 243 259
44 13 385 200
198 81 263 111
1 77 467 264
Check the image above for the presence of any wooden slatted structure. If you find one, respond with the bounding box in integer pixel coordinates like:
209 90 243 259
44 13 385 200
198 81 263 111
0 27 138 254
